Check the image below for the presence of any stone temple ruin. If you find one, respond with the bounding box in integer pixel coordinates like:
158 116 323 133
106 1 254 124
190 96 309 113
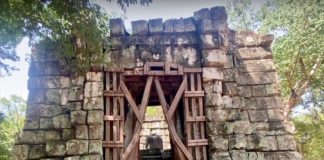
12 6 303 160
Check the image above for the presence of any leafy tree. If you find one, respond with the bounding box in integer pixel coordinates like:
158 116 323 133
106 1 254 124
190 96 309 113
227 0 324 113
0 95 26 160
0 0 152 76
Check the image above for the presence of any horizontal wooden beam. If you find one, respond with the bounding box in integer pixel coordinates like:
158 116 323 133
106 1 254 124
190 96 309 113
103 141 124 148
187 139 208 147
104 90 124 97
184 91 205 97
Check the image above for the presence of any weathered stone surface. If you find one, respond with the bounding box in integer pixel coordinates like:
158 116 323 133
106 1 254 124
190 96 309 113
45 131 61 141
89 125 103 140
237 72 278 85
224 54 234 69
236 31 273 48
53 115 72 129
222 82 237 96
238 59 276 73
184 17 196 32
83 97 103 110
87 110 103 124
229 150 248 160
17 131 45 144
223 68 238 82
251 85 267 97
66 140 88 155
203 67 223 81
194 8 211 20
76 125 88 139
39 104 63 117
80 155 101 160
84 82 103 98
64 156 81 160
200 34 223 49
276 135 297 150
198 19 213 33
148 18 163 34
210 151 231 160
247 134 277 151
210 135 228 151
109 18 126 36
40 118 54 129
45 89 68 105
173 18 185 32
89 140 102 154
202 49 226 67
63 129 75 141
28 76 70 89
24 117 39 129
212 20 228 33
210 6 227 20
248 110 268 122
71 75 85 86
268 109 285 121
29 145 46 159
132 20 148 36
173 47 199 67
163 19 173 33
233 121 252 134
12 145 29 160
71 110 87 125
65 102 82 111
28 89 45 104
229 134 246 149
205 93 222 107
238 86 252 97
236 47 272 61
68 86 84 101
264 151 303 160
46 141 66 156
232 96 245 108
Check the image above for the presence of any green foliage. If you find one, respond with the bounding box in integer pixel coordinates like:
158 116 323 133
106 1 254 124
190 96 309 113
146 106 162 116
0 0 152 76
293 113 324 160
0 95 26 160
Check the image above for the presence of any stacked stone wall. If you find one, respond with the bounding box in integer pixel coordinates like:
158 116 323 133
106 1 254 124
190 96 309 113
12 6 303 160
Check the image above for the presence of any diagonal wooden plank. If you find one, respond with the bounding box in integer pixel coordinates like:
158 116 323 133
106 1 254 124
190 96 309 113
122 76 153 160
120 80 142 121
167 75 187 118
154 77 193 160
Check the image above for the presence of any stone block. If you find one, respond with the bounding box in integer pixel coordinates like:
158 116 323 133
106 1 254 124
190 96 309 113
173 47 199 67
233 121 252 134
223 68 237 82
268 109 285 121
232 96 245 108
120 46 136 68
46 141 66 157
194 8 211 20
210 6 227 20
229 150 248 160
89 125 104 140
205 93 222 107
203 67 223 82
210 135 228 151
184 17 196 32
45 89 68 105
45 131 61 141
89 140 102 154
66 140 88 155
224 54 234 69
71 110 87 125
76 125 88 139
237 72 278 85
24 117 39 129
28 76 70 89
238 86 252 97
12 145 29 160
276 135 297 151
198 19 213 33
265 83 281 95
247 134 277 151
109 18 126 36
222 82 238 96
18 131 45 144
53 114 72 129
86 72 103 82
238 59 276 73
40 118 54 129
255 97 283 109
264 151 303 160
87 110 103 124
212 19 228 33
248 110 268 122
236 47 273 61
251 85 267 97
39 104 63 117
83 97 104 110
236 31 273 48
200 34 223 49
173 18 185 32
68 86 84 101
80 155 101 160
163 19 173 33
71 75 85 86
132 20 148 36
29 62 45 76
64 156 81 160
29 145 46 159
202 49 226 67
84 82 103 98
148 18 163 34
63 129 75 141
66 102 82 111
28 89 45 104
222 96 232 108
229 134 246 149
